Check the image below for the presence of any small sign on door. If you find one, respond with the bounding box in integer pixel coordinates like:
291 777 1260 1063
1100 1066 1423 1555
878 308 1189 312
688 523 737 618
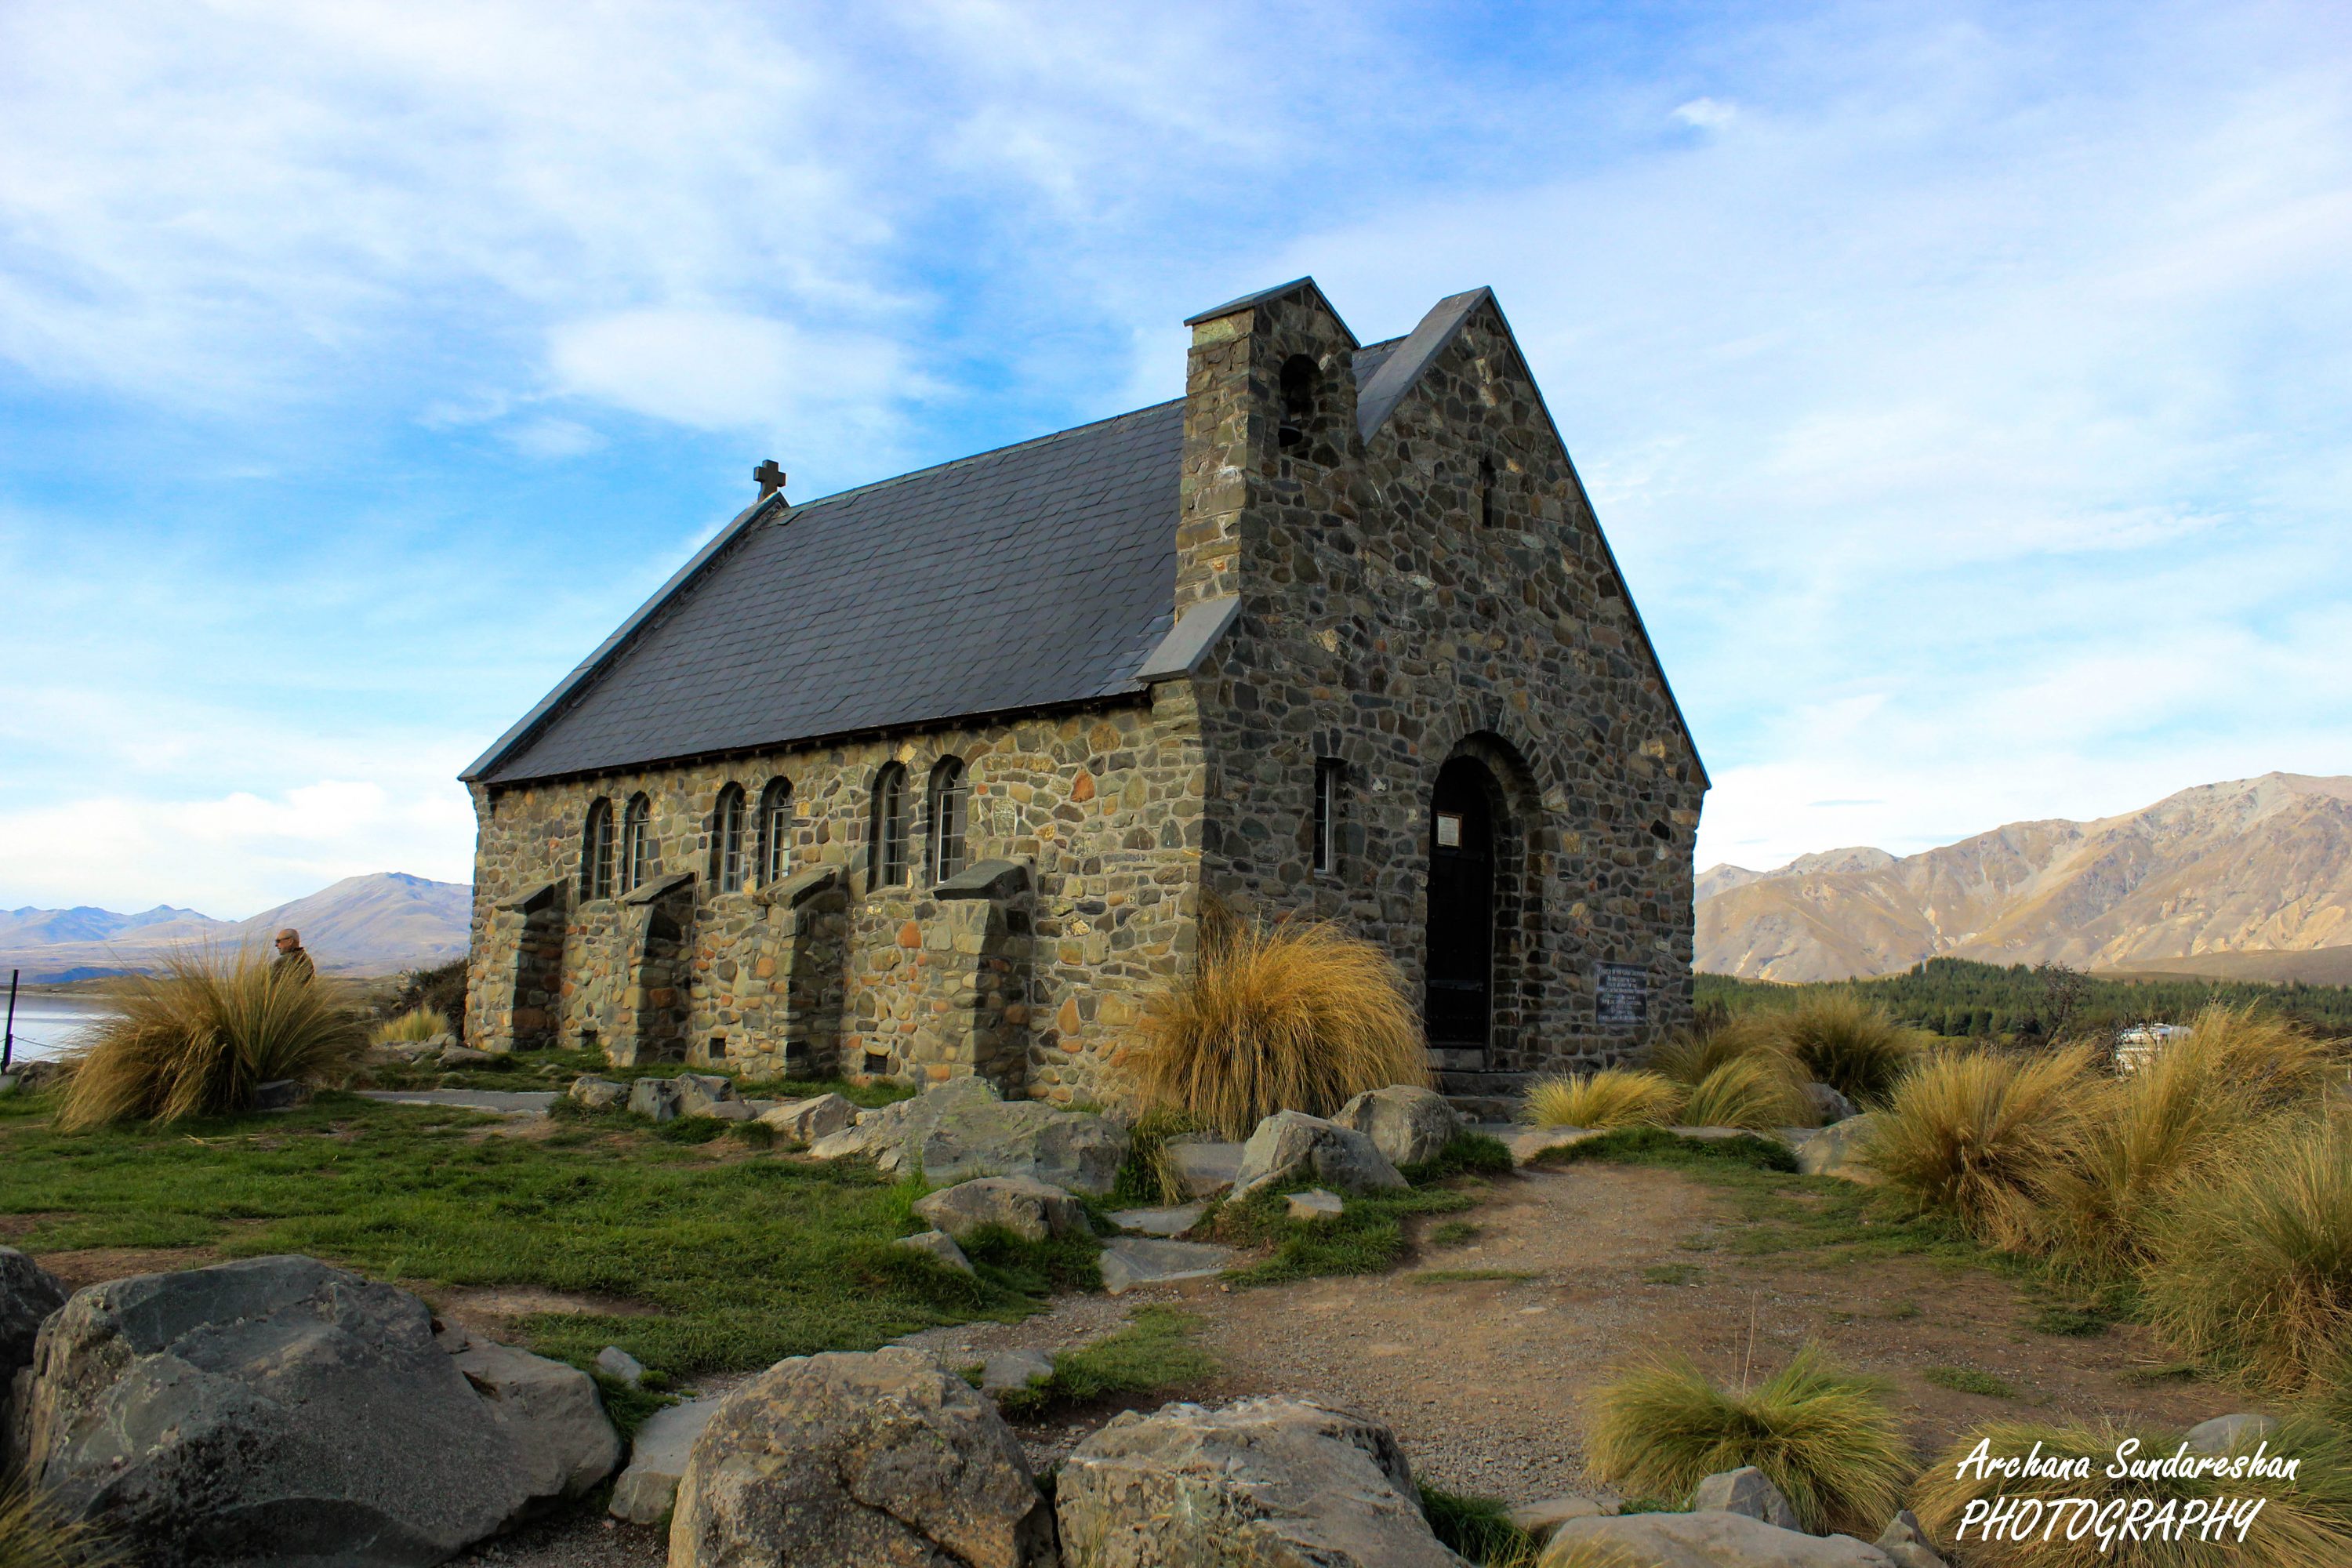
1436 813 1462 848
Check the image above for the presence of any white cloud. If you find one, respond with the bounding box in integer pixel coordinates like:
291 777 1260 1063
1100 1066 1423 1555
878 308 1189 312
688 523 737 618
1672 97 1738 129
546 309 915 445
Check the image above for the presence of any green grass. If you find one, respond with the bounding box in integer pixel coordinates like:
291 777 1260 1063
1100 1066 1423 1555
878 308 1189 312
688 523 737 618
997 1306 1215 1417
1406 1268 1539 1284
1643 1263 1702 1286
1417 1486 1540 1566
1212 1178 1479 1285
1427 1220 1483 1247
1921 1365 2018 1399
0 1087 1069 1381
1401 1131 1516 1181
364 1046 912 1108
1530 1124 1800 1174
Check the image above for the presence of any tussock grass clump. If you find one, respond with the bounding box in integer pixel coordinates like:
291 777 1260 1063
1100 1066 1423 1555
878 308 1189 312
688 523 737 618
1681 1054 1810 1131
1862 1046 2097 1249
1586 1344 1910 1535
57 949 368 1129
372 1007 450 1045
2041 1005 2338 1278
1522 1069 1683 1130
0 1483 121 1567
1131 909 1428 1138
1776 994 1923 1105
1417 1486 1542 1566
1910 1414 2352 1568
1646 1013 1791 1087
2139 1112 2352 1393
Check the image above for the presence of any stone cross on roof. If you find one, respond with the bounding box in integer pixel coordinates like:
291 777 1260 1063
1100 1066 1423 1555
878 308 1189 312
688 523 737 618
753 459 786 501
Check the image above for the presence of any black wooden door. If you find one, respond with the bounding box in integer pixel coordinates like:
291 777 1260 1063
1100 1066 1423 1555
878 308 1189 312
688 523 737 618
1424 758 1495 1048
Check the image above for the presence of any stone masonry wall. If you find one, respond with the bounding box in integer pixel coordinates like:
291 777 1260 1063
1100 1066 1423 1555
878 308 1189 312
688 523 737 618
1179 286 1706 1087
465 684 1204 1103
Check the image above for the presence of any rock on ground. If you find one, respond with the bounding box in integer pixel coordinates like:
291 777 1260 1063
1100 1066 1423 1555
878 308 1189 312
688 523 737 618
443 1327 622 1506
897 1230 975 1272
1690 1465 1801 1531
595 1345 646 1388
1334 1086 1459 1168
1874 1510 1951 1568
1803 1082 1860 1124
1286 1189 1344 1222
914 1176 1089 1243
1054 1395 1463 1567
15 1254 618 1567
569 1076 629 1111
758 1091 855 1143
675 1074 735 1116
0 1247 65 1439
608 1396 723 1525
809 1076 1129 1196
1232 1110 1406 1200
1106 1203 1206 1236
627 1078 683 1123
1098 1238 1234 1294
1506 1494 1614 1541
1796 1116 1880 1183
1544 1511 1897 1567
2183 1412 2281 1454
981 1348 1054 1397
1161 1138 1243 1198
670 1346 1054 1568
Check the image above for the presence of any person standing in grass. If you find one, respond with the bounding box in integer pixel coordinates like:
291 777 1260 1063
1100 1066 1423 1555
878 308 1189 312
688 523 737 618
270 928 316 985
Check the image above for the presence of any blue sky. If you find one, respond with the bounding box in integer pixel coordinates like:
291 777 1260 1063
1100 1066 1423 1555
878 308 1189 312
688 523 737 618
2 0 2347 918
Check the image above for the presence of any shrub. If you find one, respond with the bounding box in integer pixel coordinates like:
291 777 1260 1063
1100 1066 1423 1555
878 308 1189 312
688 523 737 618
1522 1069 1683 1129
2139 1112 2352 1392
1861 1046 2097 1249
1417 1486 1541 1566
1112 1108 1213 1206
2040 1005 2336 1278
1129 909 1428 1138
1585 1344 1910 1535
1680 1054 1809 1131
1774 994 1922 1105
1910 1414 2352 1568
372 1007 450 1045
56 948 369 1129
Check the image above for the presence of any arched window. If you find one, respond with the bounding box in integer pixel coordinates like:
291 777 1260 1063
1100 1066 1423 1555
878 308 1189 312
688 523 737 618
712 784 746 894
1277 354 1319 451
1478 456 1497 528
757 778 793 887
619 793 652 894
927 758 969 883
581 799 615 902
870 764 909 887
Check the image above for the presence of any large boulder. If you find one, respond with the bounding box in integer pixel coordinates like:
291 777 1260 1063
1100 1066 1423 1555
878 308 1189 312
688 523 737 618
1232 1110 1406 1200
1056 1395 1461 1566
1796 1115 1881 1183
568 1076 629 1111
675 1073 736 1116
811 1076 1129 1196
1544 1511 1897 1566
914 1176 1089 1243
1334 1086 1459 1168
1690 1465 1800 1531
1 1247 66 1444
13 1254 616 1566
629 1077 684 1123
670 1346 1054 1567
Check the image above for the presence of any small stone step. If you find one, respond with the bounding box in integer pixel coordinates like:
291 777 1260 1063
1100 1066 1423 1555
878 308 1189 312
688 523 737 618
1099 1237 1235 1294
1107 1202 1207 1236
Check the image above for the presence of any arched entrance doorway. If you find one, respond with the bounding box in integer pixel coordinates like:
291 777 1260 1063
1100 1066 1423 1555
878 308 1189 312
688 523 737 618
1425 756 1501 1051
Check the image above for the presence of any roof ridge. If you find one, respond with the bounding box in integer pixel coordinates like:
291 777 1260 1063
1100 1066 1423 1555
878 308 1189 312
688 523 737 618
791 397 1183 514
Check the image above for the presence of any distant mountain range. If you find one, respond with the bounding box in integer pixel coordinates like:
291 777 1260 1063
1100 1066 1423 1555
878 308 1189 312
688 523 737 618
0 873 470 982
1698 772 2352 982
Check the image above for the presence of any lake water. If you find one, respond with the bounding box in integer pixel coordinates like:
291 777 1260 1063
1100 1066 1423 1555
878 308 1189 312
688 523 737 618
3 993 119 1064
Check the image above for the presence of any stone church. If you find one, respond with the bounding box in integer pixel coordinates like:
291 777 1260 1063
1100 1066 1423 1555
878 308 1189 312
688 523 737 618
460 278 1706 1106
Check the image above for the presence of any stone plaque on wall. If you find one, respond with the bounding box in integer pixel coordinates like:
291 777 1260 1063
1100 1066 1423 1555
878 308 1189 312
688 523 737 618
1596 962 1650 1027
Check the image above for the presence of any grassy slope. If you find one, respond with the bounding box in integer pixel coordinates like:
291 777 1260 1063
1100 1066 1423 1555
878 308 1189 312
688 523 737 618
0 1085 1043 1378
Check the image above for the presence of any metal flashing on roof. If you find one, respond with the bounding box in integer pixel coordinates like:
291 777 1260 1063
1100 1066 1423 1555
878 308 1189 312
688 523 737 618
1181 276 1361 347
1355 287 1492 440
1134 594 1241 682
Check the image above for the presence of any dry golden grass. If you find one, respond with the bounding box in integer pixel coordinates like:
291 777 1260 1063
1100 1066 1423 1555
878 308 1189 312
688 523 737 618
372 1006 450 1045
1522 1069 1684 1130
1861 1046 2099 1250
1775 993 1925 1105
1910 1414 2352 1568
2041 1006 2339 1278
2140 1112 2352 1394
1129 909 1428 1138
1646 1012 1791 1087
0 1483 122 1568
1680 1053 1811 1131
1586 1344 1911 1536
57 948 368 1129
